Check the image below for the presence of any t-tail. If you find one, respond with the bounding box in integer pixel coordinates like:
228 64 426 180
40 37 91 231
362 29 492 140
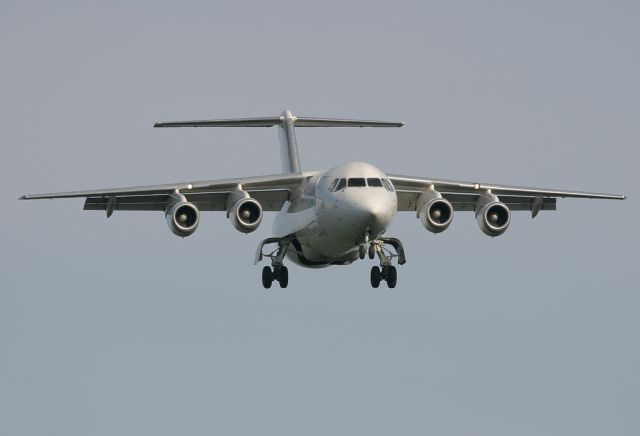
154 110 404 174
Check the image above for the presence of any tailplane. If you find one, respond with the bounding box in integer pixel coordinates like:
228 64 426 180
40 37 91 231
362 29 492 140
154 110 404 173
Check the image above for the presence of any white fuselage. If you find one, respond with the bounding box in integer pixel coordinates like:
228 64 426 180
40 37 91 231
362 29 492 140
272 161 397 267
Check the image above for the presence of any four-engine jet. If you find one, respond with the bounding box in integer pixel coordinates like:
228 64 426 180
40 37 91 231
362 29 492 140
21 110 626 288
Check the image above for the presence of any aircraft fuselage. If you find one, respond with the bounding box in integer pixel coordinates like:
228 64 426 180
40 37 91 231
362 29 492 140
273 161 397 267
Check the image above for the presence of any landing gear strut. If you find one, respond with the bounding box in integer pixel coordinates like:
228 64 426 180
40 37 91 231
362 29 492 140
255 235 294 289
368 237 405 288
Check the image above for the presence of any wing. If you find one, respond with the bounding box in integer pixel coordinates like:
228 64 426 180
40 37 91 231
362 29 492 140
21 172 317 214
390 174 626 216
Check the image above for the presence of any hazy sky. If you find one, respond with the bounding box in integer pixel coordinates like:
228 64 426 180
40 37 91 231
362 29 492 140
1 1 638 435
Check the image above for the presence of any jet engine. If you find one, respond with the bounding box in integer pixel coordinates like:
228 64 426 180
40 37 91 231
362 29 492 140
230 197 263 233
476 201 510 237
165 201 200 237
417 187 453 233
419 198 453 233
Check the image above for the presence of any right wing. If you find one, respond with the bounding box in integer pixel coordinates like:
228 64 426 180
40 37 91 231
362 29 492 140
21 172 317 213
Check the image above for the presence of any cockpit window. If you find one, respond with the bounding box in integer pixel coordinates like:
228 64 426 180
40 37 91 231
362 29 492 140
348 178 366 187
328 178 339 191
382 178 395 192
331 177 389 191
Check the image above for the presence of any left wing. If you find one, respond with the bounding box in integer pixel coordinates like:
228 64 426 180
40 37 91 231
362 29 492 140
390 174 626 216
21 172 317 213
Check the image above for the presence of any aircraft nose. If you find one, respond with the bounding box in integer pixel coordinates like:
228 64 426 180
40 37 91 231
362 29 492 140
351 196 393 231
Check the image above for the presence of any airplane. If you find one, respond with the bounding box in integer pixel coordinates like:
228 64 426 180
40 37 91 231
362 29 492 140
21 110 626 289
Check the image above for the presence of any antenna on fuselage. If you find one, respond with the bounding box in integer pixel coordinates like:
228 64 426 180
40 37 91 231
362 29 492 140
154 110 404 174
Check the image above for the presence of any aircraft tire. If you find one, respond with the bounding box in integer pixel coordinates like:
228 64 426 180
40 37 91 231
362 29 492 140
387 266 397 288
278 266 289 288
370 266 382 288
262 266 273 289
368 244 375 259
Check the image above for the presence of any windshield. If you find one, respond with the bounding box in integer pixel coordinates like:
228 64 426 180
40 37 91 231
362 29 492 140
347 178 366 187
329 177 390 191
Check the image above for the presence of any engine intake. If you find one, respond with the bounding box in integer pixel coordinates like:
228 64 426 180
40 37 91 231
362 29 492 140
230 197 263 233
419 198 453 233
166 201 200 237
476 201 510 237
417 187 454 234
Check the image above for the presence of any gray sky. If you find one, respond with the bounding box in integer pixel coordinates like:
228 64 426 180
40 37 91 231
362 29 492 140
1 1 638 435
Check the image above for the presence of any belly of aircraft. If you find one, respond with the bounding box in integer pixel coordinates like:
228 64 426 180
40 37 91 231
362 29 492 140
272 195 392 268
284 209 382 268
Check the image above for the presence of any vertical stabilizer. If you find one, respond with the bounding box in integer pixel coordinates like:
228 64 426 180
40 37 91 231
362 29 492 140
278 110 302 173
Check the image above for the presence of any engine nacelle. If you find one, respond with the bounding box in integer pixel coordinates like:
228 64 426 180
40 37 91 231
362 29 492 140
165 201 200 237
476 200 511 237
417 187 454 233
230 197 263 233
419 198 453 233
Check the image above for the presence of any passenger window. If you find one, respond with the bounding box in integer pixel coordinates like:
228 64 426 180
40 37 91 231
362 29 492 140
367 178 383 187
348 178 366 187
335 178 347 191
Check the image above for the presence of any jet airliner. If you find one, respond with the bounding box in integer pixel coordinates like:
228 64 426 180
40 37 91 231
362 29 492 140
21 110 626 288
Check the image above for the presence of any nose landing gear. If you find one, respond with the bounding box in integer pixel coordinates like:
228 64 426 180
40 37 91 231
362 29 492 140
262 265 289 288
368 237 405 288
370 265 399 288
370 265 398 288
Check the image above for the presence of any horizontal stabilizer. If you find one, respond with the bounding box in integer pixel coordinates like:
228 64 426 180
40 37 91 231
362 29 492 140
293 117 403 127
154 117 281 128
154 115 404 128
153 110 404 174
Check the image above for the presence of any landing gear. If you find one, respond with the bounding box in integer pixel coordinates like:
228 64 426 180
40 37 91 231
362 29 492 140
261 265 289 288
262 266 274 288
367 237 405 288
255 236 294 289
370 265 398 288
370 266 382 288
274 265 288 288
385 265 397 288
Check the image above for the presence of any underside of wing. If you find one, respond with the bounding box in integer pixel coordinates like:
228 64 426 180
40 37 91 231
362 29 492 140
397 191 557 213
82 189 290 212
390 174 626 215
390 173 625 238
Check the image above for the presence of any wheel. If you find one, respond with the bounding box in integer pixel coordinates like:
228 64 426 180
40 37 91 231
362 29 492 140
261 266 273 289
370 266 381 288
278 266 289 288
368 244 376 259
359 245 366 259
387 265 397 288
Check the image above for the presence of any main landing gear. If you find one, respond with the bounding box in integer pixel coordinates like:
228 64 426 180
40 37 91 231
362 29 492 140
367 237 406 289
255 235 294 289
